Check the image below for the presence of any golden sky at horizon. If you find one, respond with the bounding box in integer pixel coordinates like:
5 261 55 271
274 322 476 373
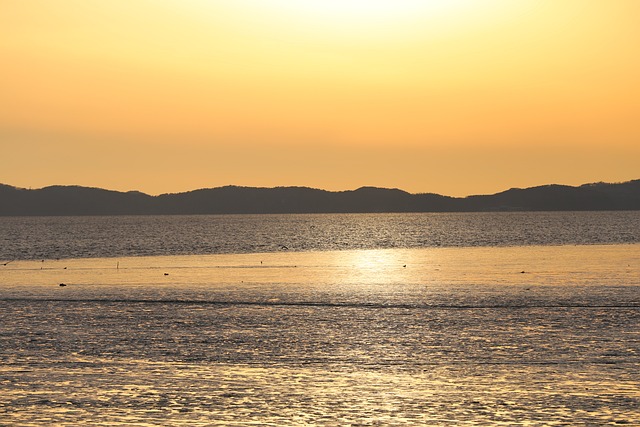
1 0 639 196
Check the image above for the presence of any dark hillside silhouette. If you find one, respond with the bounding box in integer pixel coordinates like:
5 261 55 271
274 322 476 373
0 180 639 215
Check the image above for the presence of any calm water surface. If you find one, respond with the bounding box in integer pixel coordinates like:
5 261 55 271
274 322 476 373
1 213 639 425
1 211 639 260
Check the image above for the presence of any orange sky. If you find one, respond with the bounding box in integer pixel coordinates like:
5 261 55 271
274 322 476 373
1 0 639 196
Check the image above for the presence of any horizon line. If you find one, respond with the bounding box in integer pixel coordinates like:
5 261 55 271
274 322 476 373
2 178 639 199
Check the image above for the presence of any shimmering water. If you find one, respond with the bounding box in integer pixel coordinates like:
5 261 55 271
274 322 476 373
1 213 639 425
1 211 639 260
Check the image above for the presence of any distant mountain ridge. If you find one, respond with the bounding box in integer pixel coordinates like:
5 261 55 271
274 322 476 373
1 180 639 215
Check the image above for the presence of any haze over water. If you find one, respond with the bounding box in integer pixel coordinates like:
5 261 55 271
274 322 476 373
1 212 639 425
3 0 640 423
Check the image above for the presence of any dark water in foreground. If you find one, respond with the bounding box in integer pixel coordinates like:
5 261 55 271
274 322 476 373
1 213 639 425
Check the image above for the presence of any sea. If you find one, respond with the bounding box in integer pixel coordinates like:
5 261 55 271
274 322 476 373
1 212 639 426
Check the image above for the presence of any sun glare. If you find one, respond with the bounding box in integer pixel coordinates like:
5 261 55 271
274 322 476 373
171 0 519 44
221 0 488 38
275 0 478 25
269 0 430 21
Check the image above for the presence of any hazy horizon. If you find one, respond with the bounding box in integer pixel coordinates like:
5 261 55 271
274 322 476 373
3 177 639 199
3 4 638 421
2 1 639 196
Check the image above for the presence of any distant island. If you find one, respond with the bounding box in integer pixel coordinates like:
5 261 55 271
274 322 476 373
1 180 639 216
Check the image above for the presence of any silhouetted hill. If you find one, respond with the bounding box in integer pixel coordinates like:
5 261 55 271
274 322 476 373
0 180 639 215
464 180 640 211
0 184 155 215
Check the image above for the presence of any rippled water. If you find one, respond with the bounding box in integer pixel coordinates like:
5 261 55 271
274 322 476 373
1 245 639 425
1 211 639 260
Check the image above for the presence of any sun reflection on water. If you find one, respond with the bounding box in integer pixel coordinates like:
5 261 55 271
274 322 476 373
0 245 638 425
